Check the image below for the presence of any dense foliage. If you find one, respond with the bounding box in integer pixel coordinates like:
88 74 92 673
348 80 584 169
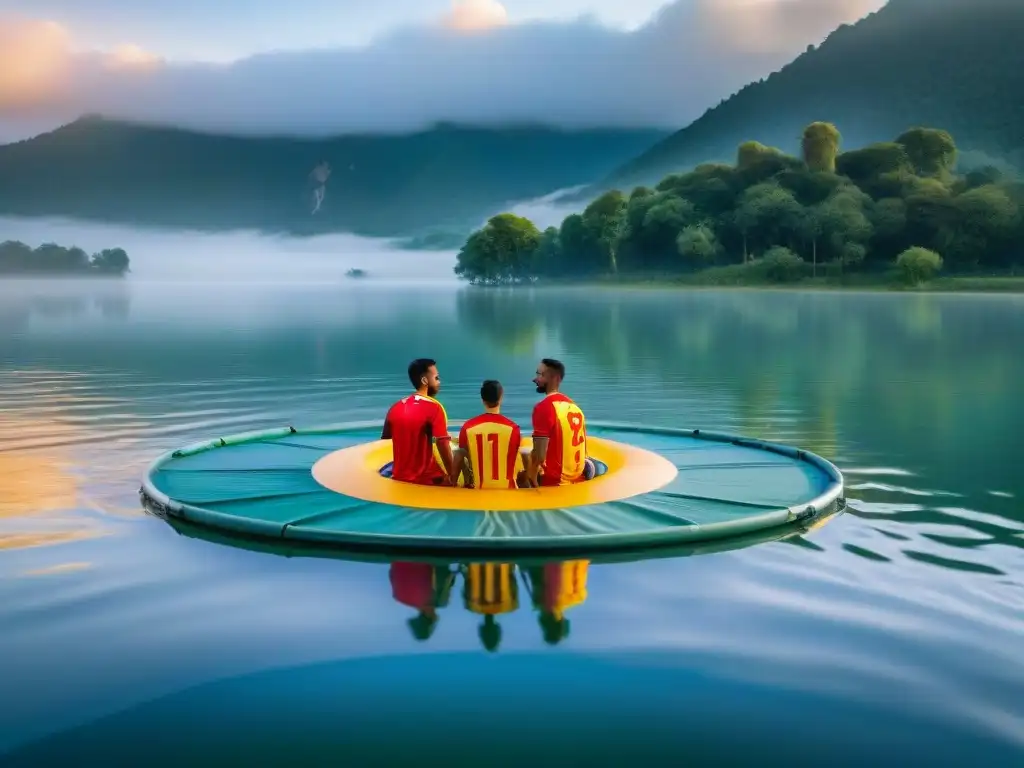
454 123 1023 285
0 117 666 239
0 240 130 276
609 0 1024 186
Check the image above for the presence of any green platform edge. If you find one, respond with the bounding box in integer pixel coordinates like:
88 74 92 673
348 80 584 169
138 420 846 555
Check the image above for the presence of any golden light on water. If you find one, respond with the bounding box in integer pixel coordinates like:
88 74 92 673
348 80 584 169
19 561 93 577
0 445 78 519
0 413 112 553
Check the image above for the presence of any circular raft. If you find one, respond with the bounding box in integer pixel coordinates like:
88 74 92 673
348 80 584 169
140 422 844 554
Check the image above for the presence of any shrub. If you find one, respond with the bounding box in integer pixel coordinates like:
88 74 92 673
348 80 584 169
895 246 943 285
761 246 807 283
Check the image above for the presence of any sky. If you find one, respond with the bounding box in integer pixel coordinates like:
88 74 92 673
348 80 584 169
0 0 886 141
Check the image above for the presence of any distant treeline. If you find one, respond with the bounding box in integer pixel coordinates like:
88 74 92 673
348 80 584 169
0 240 131 276
455 123 1023 287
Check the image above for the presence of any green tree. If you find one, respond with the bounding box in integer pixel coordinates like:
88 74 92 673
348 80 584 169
903 178 957 255
801 122 842 173
798 189 873 275
453 213 541 284
639 197 698 264
947 184 1020 268
531 226 563 276
582 190 628 274
453 230 489 283
835 142 912 191
735 143 801 185
869 197 909 261
738 141 783 170
658 163 739 218
820 189 874 270
799 206 825 276
559 212 603 274
761 246 806 283
871 197 908 239
896 127 957 177
33 243 76 271
676 223 721 266
618 189 661 269
90 248 130 274
737 141 764 170
0 240 33 272
776 168 846 206
733 183 804 259
895 246 943 285
0 240 131 276
628 186 654 202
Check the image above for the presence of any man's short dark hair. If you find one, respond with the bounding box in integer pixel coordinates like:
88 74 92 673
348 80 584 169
541 358 565 380
480 379 503 406
408 358 436 388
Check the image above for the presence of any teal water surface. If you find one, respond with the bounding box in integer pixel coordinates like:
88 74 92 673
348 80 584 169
1 278 1022 766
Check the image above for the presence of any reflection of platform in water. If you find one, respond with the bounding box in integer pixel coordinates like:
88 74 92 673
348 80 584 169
386 558 590 649
141 422 844 556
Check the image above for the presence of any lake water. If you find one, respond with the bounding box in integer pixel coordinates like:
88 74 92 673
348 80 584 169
1 220 1023 765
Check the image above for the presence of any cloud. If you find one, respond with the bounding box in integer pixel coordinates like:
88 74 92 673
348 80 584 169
0 17 74 113
0 15 160 115
104 43 164 70
442 0 509 32
0 0 885 140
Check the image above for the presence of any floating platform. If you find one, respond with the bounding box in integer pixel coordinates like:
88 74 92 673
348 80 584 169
140 422 844 555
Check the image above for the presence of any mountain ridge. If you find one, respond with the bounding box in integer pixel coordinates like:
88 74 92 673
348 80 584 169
604 0 1024 188
0 117 668 239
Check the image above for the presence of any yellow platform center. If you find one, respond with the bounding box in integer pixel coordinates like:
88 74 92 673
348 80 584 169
311 435 678 511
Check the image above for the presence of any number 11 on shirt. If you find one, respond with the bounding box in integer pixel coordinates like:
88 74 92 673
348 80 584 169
475 432 500 481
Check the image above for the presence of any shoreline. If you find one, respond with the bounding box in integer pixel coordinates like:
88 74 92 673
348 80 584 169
519 274 1024 294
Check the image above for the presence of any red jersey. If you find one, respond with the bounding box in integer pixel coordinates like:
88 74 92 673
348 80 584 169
532 392 587 486
458 413 521 489
381 393 450 484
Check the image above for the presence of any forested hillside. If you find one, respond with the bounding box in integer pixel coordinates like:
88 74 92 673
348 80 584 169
608 0 1024 186
455 122 1023 287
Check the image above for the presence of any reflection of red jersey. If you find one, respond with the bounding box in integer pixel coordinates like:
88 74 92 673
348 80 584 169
532 393 587 487
459 413 521 489
390 562 436 609
382 394 450 484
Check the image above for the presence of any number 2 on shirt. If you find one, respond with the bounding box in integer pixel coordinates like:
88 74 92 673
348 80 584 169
564 408 585 466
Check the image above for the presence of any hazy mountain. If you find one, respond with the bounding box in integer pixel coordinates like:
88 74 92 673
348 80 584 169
0 118 667 239
605 0 1023 187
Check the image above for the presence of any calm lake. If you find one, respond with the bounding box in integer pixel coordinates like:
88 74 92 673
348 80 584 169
0 220 1022 765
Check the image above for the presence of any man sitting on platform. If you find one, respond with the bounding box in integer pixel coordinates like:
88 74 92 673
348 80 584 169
451 380 522 489
381 358 454 486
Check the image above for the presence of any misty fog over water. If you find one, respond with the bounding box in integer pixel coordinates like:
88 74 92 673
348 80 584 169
0 215 459 284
